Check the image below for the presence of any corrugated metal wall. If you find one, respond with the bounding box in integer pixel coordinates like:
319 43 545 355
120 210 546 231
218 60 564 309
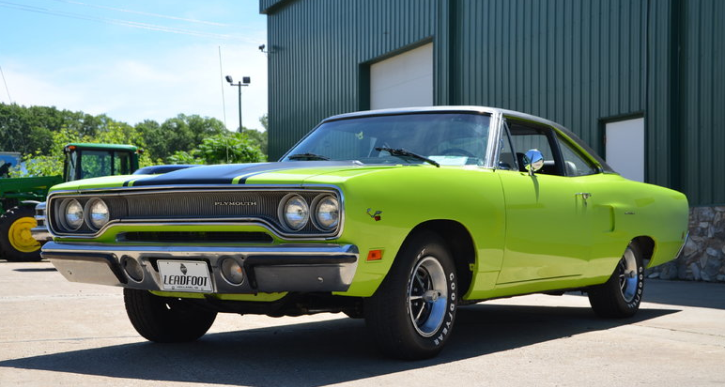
680 0 725 206
449 0 648 155
262 0 725 206
264 0 438 159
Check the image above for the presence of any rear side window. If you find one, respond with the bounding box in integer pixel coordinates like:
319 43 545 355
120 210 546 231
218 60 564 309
557 135 599 176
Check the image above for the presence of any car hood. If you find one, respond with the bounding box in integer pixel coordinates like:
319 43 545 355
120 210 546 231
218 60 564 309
49 161 413 192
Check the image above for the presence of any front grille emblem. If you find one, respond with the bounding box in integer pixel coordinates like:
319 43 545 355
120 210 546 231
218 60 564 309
214 201 258 206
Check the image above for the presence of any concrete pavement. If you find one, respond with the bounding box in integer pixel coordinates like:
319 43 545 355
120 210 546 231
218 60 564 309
1 260 724 386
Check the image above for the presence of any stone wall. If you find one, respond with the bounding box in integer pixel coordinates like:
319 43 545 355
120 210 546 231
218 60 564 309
647 206 725 282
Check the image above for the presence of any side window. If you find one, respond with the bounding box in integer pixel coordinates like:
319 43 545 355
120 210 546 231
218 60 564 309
506 120 561 175
557 135 599 176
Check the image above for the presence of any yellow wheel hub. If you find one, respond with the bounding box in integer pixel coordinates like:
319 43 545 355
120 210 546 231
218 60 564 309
8 216 40 253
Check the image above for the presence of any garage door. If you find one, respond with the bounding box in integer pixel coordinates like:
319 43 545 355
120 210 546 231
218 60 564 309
605 117 645 182
370 43 433 109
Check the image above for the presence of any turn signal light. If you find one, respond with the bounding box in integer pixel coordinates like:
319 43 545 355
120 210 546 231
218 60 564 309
221 258 245 285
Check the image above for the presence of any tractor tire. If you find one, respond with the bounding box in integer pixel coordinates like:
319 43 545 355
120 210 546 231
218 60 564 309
0 206 42 262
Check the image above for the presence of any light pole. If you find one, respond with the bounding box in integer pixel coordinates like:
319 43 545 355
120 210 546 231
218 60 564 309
225 75 250 132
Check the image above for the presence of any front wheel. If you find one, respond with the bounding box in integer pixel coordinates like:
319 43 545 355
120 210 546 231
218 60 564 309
0 206 42 262
364 231 458 360
588 242 644 318
124 288 217 343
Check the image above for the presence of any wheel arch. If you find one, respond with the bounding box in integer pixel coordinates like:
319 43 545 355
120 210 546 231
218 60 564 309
631 236 655 267
401 220 476 298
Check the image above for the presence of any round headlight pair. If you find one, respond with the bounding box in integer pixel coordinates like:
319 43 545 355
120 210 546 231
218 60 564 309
279 194 340 232
57 198 110 232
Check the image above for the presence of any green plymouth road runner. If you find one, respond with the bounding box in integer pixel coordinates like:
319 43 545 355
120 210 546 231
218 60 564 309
42 106 689 359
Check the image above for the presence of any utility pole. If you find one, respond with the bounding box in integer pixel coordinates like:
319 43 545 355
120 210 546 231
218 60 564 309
225 75 250 132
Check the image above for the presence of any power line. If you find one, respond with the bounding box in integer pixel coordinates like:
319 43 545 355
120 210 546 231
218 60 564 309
45 0 229 27
219 46 227 129
0 65 12 104
0 1 245 41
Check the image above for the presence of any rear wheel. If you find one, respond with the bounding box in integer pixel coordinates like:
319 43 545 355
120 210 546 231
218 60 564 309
0 206 42 262
588 242 644 318
364 231 458 360
124 288 217 343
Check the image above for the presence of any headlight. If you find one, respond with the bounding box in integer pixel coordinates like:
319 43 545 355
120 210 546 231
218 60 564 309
86 198 110 230
60 199 84 231
312 195 340 231
279 194 309 231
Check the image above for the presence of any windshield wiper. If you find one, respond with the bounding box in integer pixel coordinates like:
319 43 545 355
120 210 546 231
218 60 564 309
375 147 440 168
287 153 330 161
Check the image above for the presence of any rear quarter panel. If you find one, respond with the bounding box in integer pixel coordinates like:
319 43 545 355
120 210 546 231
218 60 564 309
587 174 689 278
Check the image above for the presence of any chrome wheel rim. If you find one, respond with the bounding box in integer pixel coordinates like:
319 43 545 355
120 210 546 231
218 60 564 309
618 247 639 303
408 256 448 337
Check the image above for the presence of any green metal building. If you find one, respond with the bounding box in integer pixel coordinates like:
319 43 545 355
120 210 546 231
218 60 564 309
260 0 724 209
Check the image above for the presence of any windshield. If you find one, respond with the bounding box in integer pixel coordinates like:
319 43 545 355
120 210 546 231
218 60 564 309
282 113 492 166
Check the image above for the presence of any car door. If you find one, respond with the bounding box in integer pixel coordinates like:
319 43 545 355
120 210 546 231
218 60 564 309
495 119 596 285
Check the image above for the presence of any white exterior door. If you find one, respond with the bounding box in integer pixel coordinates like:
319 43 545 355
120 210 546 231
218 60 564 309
605 117 645 182
370 43 433 109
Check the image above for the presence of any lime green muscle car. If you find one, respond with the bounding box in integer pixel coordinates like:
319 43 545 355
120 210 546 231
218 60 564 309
42 107 689 359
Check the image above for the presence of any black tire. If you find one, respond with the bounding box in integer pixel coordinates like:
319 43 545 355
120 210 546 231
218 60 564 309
588 242 644 318
364 231 458 360
0 206 42 262
124 288 217 343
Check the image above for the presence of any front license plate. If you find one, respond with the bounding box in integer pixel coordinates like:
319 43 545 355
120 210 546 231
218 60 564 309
158 260 213 292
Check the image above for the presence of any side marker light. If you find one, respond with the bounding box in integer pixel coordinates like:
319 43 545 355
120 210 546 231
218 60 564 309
367 249 383 261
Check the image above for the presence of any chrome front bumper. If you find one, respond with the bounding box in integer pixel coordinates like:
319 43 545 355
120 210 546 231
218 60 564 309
31 225 52 242
41 242 359 294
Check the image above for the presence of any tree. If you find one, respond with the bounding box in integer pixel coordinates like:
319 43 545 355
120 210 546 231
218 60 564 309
167 132 265 165
260 113 268 131
0 103 115 155
12 120 152 178
197 132 265 164
1 103 269 174
0 103 30 152
140 114 227 162
167 150 204 165
238 128 268 157
237 114 269 157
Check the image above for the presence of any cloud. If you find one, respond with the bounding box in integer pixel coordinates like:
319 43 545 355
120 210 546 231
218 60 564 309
2 40 268 131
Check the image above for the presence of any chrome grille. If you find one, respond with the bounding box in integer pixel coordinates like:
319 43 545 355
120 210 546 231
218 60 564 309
123 191 283 222
48 188 342 239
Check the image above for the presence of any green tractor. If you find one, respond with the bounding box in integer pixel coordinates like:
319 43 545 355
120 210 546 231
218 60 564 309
0 143 141 262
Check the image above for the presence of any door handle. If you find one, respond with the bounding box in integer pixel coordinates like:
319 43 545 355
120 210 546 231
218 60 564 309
575 192 591 206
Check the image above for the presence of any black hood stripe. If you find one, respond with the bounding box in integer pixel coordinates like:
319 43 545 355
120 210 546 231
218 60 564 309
126 161 357 187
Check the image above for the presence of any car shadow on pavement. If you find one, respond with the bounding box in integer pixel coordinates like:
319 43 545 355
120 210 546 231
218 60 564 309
0 303 677 386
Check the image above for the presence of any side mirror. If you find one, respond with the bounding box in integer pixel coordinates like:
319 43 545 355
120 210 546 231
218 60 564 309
524 149 544 176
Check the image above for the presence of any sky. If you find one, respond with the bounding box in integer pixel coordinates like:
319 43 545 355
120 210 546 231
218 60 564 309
0 0 268 131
